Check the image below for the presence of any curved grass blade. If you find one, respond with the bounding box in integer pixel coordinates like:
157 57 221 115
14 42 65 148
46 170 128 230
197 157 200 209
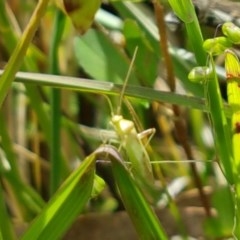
0 183 16 240
21 154 95 240
95 145 168 240
168 0 207 65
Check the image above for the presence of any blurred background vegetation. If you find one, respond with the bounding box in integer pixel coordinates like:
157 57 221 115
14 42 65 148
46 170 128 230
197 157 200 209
0 0 240 239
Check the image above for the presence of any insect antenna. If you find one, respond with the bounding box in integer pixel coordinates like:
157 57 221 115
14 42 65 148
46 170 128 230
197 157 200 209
116 46 138 115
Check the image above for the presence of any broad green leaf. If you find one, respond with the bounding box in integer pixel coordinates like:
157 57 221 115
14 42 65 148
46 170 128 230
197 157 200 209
74 29 138 84
123 19 158 86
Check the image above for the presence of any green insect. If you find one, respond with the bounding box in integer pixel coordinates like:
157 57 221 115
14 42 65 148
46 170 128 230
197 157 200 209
107 47 159 203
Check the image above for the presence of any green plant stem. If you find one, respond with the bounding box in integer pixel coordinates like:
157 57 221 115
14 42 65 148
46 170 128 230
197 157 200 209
154 0 211 219
167 0 207 65
168 0 234 182
49 9 66 194
0 0 49 108
185 21 207 65
207 59 234 183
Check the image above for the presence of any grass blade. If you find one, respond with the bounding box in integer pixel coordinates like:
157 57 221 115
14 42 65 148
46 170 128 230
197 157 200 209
21 154 95 240
206 59 234 183
0 183 16 240
169 0 234 183
95 145 168 240
168 0 207 65
49 9 66 194
0 0 49 107
0 70 232 116
0 111 45 219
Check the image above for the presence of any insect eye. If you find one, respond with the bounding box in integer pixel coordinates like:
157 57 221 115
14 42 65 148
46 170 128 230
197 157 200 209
111 115 123 124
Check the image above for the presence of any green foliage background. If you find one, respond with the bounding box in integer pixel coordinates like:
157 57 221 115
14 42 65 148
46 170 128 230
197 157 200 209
0 0 238 239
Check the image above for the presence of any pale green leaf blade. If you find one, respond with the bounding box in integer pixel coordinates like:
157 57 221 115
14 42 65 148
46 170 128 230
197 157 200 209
74 29 138 84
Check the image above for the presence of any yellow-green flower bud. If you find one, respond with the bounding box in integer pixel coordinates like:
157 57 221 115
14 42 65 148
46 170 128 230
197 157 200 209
203 37 232 55
188 66 211 83
222 22 240 44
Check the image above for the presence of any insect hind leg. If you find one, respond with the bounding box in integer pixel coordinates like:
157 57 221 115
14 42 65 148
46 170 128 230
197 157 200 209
138 128 156 148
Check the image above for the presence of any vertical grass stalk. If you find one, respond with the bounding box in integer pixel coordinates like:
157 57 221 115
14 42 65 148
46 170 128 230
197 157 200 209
167 0 207 65
0 183 16 240
168 0 234 183
49 9 66 194
206 58 234 183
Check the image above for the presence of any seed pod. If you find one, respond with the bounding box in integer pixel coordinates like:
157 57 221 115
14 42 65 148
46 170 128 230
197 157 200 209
56 0 101 35
222 22 240 44
203 37 232 55
188 66 211 83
